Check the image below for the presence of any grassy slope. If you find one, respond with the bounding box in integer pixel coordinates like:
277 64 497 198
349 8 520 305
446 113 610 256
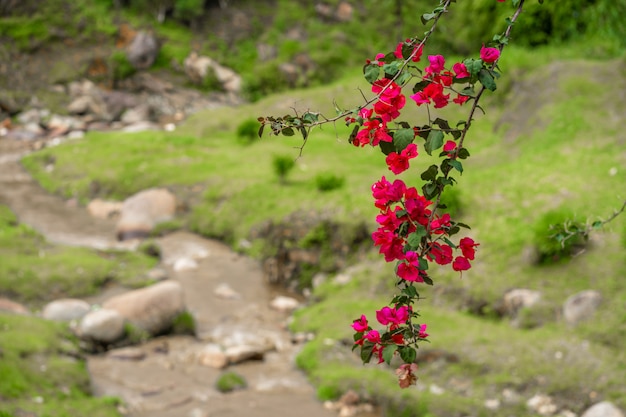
20 44 626 416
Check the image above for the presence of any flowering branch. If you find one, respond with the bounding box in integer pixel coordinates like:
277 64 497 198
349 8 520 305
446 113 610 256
260 0 528 388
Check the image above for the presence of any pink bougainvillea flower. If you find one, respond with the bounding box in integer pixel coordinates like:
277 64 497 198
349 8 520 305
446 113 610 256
372 229 405 262
443 140 457 152
359 107 373 119
354 119 393 147
480 45 500 64
372 177 406 208
452 62 470 78
452 256 472 272
376 305 410 326
418 324 429 339
352 314 369 332
365 329 381 343
427 242 453 265
459 237 480 260
394 41 423 63
396 363 419 388
453 94 470 105
430 213 451 233
425 55 445 75
397 251 425 282
385 143 418 175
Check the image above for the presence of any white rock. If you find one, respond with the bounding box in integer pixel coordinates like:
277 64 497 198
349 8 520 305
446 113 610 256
269 295 300 312
225 344 266 365
173 258 198 271
581 401 624 417
527 394 557 416
42 298 90 322
78 309 125 343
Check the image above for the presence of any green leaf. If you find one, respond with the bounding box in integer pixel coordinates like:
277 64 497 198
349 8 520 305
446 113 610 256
402 285 418 298
393 129 414 152
432 118 451 131
412 79 430 93
418 256 429 271
383 345 397 365
282 127 295 136
478 68 497 91
459 86 476 97
422 275 433 285
399 346 417 364
421 12 436 25
353 332 364 342
592 221 603 229
302 112 319 124
258 123 265 138
383 61 402 77
422 182 438 200
424 130 444 155
361 342 375 363
407 227 427 247
420 165 438 181
379 140 395 156
363 64 380 84
463 58 483 77
348 125 359 145
457 147 470 159
448 159 463 173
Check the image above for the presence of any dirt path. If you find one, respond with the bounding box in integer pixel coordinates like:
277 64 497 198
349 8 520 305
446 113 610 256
0 139 336 417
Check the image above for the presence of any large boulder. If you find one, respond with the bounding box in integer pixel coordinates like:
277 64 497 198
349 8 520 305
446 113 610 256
126 31 160 70
115 188 177 240
563 290 602 325
42 298 90 322
78 308 126 343
102 281 185 335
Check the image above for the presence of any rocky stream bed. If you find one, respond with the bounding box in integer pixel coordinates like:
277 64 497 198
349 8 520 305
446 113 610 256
0 135 377 417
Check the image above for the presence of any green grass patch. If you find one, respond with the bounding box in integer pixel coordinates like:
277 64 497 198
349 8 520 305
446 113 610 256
0 313 122 417
0 205 157 306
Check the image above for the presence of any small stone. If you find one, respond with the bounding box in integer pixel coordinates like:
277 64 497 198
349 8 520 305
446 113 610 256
173 258 198 271
225 345 266 365
197 344 227 369
214 283 241 300
527 394 557 416
269 295 299 312
485 399 501 410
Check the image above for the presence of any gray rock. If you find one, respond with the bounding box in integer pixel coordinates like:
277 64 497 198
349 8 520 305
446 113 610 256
79 308 125 343
102 280 185 335
115 188 177 240
502 288 542 316
581 402 624 417
183 52 242 94
563 290 602 325
42 298 90 321
126 31 160 70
